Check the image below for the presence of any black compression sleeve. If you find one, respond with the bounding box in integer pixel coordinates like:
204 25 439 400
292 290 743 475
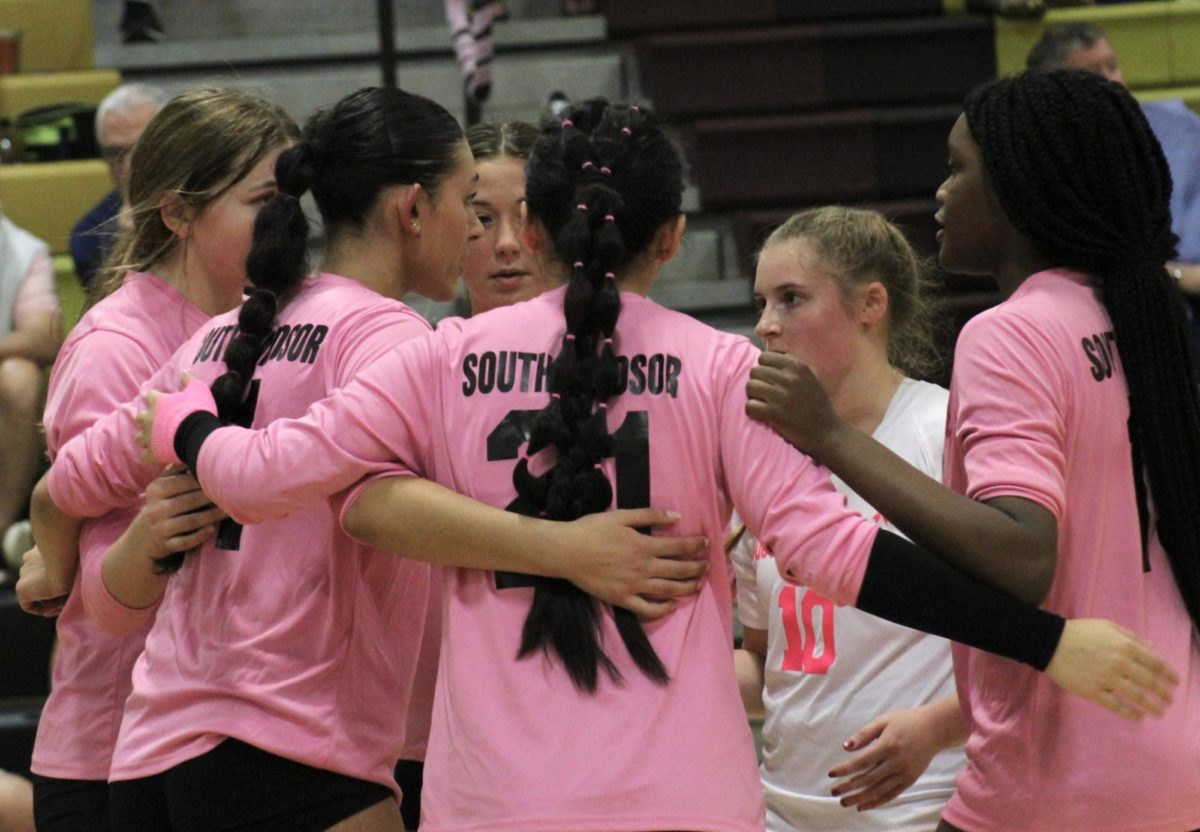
857 529 1064 671
174 411 224 474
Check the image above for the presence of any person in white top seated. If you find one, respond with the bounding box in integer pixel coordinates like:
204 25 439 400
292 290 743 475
0 207 61 565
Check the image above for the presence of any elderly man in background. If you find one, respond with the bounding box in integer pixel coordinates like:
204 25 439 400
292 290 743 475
1028 23 1200 362
68 83 166 289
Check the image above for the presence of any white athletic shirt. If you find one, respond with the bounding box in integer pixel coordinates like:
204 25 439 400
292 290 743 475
734 378 965 831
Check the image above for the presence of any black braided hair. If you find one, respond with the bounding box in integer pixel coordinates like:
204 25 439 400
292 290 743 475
510 99 684 692
156 87 463 573
964 70 1200 632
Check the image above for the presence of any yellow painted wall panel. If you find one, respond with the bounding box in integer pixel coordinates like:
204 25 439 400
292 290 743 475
1169 2 1200 86
0 69 120 120
0 159 111 253
0 0 93 72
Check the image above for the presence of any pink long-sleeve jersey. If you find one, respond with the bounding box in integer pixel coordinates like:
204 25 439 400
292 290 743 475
33 272 209 781
47 273 439 797
136 287 882 831
940 270 1200 832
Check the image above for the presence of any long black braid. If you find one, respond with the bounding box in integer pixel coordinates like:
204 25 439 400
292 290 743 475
157 87 463 573
511 100 684 692
965 70 1200 632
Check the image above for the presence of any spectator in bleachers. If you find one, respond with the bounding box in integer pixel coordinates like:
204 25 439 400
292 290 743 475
0 209 60 569
1028 22 1200 363
68 83 167 290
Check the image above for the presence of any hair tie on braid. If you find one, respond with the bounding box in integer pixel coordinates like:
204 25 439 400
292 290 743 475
629 105 640 113
550 392 561 400
509 97 683 692
576 203 588 212
561 119 574 128
620 127 632 136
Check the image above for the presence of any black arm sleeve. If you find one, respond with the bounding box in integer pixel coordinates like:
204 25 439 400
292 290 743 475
174 411 224 474
857 529 1063 671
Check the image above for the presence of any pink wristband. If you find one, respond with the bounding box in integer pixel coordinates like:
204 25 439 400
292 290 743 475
149 379 218 465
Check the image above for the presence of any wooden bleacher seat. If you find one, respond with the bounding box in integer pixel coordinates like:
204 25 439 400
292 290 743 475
0 0 93 72
54 252 86 330
776 0 945 22
690 105 958 211
0 68 120 121
605 0 774 35
0 159 111 255
638 16 993 119
731 199 943 268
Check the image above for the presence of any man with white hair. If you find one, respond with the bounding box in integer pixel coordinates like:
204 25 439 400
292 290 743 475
1028 23 1200 362
68 83 167 288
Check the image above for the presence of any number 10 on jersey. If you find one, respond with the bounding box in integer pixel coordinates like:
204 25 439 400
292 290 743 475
778 586 836 674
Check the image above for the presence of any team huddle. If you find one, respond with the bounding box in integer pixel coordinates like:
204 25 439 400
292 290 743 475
9 58 1200 832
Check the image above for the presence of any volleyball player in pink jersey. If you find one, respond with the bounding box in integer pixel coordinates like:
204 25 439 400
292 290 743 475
386 118 554 830
748 70 1200 832
42 87 703 832
131 99 1175 832
461 120 554 314
14 88 297 832
97 87 477 832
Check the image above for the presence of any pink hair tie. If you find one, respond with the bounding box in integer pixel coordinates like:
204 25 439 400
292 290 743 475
604 271 616 280
550 392 561 400
564 333 576 342
629 105 640 113
602 337 614 345
597 401 608 410
573 260 585 269
581 161 595 171
620 127 632 136
576 203 588 212
600 166 612 175
561 119 574 128
604 214 615 223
